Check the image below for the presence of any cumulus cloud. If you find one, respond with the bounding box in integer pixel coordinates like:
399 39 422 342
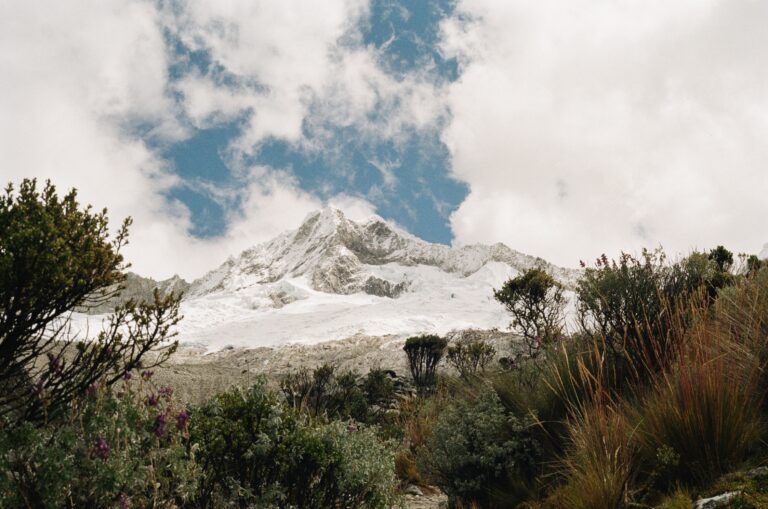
441 0 768 266
0 0 383 280
164 0 447 154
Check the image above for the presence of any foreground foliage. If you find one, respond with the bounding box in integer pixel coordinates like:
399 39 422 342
191 381 397 508
0 179 179 424
0 375 197 508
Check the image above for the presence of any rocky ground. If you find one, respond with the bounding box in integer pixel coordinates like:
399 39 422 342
152 329 519 403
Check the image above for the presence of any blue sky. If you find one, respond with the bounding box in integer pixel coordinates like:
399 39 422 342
157 0 465 244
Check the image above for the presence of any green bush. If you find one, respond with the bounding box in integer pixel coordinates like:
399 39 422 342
576 249 731 372
419 388 541 508
280 364 369 421
362 369 395 408
0 376 198 508
190 380 396 508
403 335 447 392
446 330 496 379
494 268 567 361
0 179 180 424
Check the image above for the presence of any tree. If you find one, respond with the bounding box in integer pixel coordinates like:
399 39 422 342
403 334 447 392
0 179 180 424
494 268 566 361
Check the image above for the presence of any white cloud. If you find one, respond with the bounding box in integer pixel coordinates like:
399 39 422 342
442 0 768 266
0 0 381 280
165 0 447 153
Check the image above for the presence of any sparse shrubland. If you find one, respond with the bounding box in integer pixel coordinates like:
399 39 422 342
4 178 768 508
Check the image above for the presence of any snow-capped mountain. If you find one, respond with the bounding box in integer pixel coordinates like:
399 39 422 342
189 207 578 299
168 208 579 348
76 208 580 349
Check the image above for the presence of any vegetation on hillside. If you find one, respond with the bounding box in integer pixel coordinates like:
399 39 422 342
2 178 768 508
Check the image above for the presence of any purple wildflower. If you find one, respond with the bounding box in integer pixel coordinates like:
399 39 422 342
93 437 110 461
175 410 190 431
141 370 154 381
146 394 159 407
122 371 132 381
118 494 131 509
30 381 44 397
85 383 99 398
158 386 173 400
47 353 63 375
154 414 167 438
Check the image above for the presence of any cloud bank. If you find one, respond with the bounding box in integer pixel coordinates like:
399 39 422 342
442 0 768 266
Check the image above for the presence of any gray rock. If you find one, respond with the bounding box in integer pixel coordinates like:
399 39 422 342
745 466 768 479
403 484 424 496
693 491 741 509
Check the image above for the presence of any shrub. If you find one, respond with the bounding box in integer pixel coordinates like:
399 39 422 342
280 364 368 420
394 450 422 486
420 388 541 508
403 335 447 392
494 268 566 361
190 380 396 508
363 369 395 408
575 249 726 372
446 330 496 379
0 375 198 508
0 179 180 424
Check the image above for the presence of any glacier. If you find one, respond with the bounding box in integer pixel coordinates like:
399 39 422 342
73 208 580 350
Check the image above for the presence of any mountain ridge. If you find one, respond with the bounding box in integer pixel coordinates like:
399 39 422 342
187 207 580 299
77 208 581 348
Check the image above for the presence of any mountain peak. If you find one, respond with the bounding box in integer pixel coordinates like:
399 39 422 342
188 209 581 300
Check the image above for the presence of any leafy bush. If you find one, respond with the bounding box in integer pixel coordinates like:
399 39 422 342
576 249 729 372
362 369 395 408
190 380 396 508
0 375 198 508
419 388 541 508
446 330 496 379
0 179 180 424
403 335 447 392
494 268 566 361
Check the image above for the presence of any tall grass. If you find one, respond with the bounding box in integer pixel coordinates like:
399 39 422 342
547 282 765 505
633 322 764 486
552 401 637 509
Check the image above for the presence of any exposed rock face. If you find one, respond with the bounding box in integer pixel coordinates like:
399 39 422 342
362 276 409 298
188 207 580 300
80 273 190 314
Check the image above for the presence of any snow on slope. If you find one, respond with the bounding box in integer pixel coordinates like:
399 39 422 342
761 243 768 260
168 208 581 349
71 208 580 350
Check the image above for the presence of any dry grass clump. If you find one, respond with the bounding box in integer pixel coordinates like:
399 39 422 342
551 401 637 509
